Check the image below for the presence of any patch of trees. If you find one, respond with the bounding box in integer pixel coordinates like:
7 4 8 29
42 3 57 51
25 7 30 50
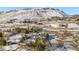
15 27 29 33
0 31 7 47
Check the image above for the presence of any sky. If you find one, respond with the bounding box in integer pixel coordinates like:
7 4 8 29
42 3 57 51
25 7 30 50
0 7 79 15
54 7 79 15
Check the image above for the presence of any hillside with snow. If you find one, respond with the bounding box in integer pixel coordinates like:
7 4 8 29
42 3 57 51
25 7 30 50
0 8 68 23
